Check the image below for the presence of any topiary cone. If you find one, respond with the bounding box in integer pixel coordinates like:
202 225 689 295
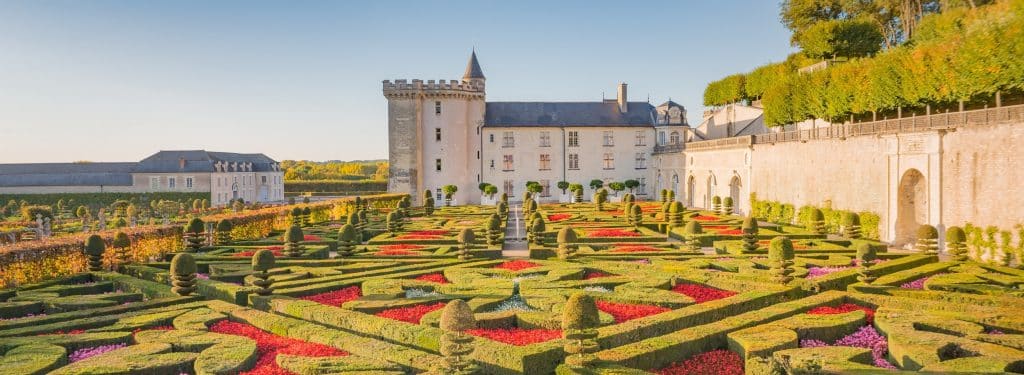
84 234 106 271
457 228 475 260
946 226 968 261
338 224 358 256
562 293 600 367
284 225 305 257
251 249 275 296
170 253 197 296
215 219 233 245
112 231 131 263
768 237 795 284
915 224 939 255
530 218 546 246
741 217 759 253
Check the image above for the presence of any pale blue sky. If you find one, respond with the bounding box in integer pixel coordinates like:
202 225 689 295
0 1 795 163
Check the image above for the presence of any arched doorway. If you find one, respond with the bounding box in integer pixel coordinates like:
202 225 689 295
671 174 679 201
729 176 741 214
895 169 927 246
705 174 717 209
686 176 695 207
656 174 663 197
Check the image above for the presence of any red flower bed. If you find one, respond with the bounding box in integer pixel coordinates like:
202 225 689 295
396 234 443 240
611 245 661 253
692 215 720 221
410 230 450 236
547 214 572 222
494 260 541 271
715 229 744 235
808 303 876 324
210 320 347 375
466 328 562 346
588 229 641 238
375 250 419 256
671 284 737 303
380 244 424 251
233 248 284 257
301 286 362 307
415 273 449 284
655 349 743 375
596 300 670 323
303 235 323 241
583 271 612 279
375 302 446 324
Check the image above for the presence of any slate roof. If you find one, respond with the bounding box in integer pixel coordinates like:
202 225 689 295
463 51 485 80
483 101 655 127
0 151 278 187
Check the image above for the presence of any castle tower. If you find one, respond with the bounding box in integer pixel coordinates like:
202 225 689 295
384 51 486 205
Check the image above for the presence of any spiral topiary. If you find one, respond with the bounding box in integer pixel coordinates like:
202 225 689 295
386 211 400 235
557 226 578 260
712 196 722 215
741 217 759 253
573 187 583 203
346 212 363 242
338 224 358 256
486 214 502 246
214 219 233 245
723 196 734 215
290 207 303 227
424 195 435 216
251 249 275 296
667 201 685 229
284 225 304 257
682 221 703 251
301 207 312 226
436 299 478 374
112 231 131 264
500 192 508 203
497 201 509 221
915 224 939 255
169 253 197 296
593 189 608 211
667 189 675 202
855 243 877 284
630 204 644 230
946 226 968 261
457 228 475 260
183 218 206 252
768 237 795 284
530 217 546 246
807 208 826 235
562 293 600 367
623 202 635 225
842 212 862 239
84 234 105 271
660 189 669 203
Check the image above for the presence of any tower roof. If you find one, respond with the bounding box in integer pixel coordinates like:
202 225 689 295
463 50 485 80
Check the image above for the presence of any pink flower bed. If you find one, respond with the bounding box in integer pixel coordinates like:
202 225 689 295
465 328 562 346
671 283 737 303
655 349 744 375
806 266 855 278
588 229 640 237
900 273 945 289
494 260 541 271
211 320 347 375
69 343 128 363
375 302 446 324
800 326 896 369
596 300 670 323
583 271 612 279
301 286 362 307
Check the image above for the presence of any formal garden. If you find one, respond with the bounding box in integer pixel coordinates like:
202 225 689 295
0 191 1022 374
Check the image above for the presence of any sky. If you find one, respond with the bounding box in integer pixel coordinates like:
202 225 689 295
0 0 796 163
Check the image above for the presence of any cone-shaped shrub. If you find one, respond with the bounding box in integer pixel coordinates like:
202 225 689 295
622 193 634 204
842 212 862 239
457 228 475 260
112 231 131 263
573 187 583 203
338 224 358 256
946 226 968 261
667 189 675 202
723 196 734 215
557 226 578 260
530 218 546 246
741 217 759 253
593 189 608 211
623 202 635 225
497 201 509 221
807 208 826 235
712 196 722 215
346 212 363 242
183 218 205 252
915 224 939 255
682 221 703 251
500 192 508 203
170 253 197 296
660 189 669 203
214 219 233 245
668 201 685 229
284 225 304 257
424 196 435 216
251 249 275 296
562 293 600 367
486 214 502 246
85 234 105 271
437 300 478 374
768 237 795 284
290 207 303 226
301 207 312 226
424 189 433 202
630 204 643 229
855 243 877 284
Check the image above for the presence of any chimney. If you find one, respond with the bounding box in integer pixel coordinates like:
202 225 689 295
617 83 628 113
178 157 186 170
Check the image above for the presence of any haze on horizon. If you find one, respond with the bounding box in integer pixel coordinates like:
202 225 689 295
0 0 794 164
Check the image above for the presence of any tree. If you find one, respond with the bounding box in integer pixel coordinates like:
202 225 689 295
483 184 498 198
84 235 105 272
183 218 206 252
251 250 275 296
557 227 578 260
623 179 639 193
436 300 478 374
170 253 197 296
796 17 883 59
442 185 458 206
741 217 759 253
525 181 544 195
557 181 570 194
285 225 305 257
112 232 131 263
769 237 796 284
562 293 600 367
588 179 604 190
608 182 626 196
569 184 584 203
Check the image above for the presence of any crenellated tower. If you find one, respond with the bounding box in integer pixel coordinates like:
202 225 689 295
384 51 486 205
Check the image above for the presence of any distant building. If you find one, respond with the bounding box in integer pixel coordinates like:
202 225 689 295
0 150 285 206
383 51 690 204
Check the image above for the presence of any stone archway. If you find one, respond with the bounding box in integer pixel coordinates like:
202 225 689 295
671 174 680 201
895 169 928 246
729 175 741 214
705 174 717 209
687 175 695 207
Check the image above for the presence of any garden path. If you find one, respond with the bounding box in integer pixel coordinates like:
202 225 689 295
501 204 529 258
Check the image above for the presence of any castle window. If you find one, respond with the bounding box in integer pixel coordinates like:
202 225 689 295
568 131 579 147
435 101 441 115
658 131 666 146
603 153 615 169
502 155 514 171
635 130 646 146
539 131 551 147
539 154 551 170
502 131 515 147
635 152 647 169
490 160 495 168
436 159 442 172
489 134 494 143
603 131 614 146
186 177 194 189
639 178 647 195
568 154 579 170
670 131 680 145
436 188 442 201
150 176 160 190
435 128 441 141
540 179 551 197
503 180 515 197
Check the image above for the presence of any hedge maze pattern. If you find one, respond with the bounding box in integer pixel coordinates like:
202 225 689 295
2 196 1023 374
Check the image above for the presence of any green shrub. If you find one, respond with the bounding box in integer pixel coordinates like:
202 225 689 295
486 214 502 246
723 196 734 215
386 211 400 235
169 253 197 296
84 235 105 271
562 293 600 367
530 218 546 246
338 224 358 256
768 237 795 284
946 226 968 262
457 229 475 260
251 250 275 296
20 205 54 222
630 204 644 229
215 220 233 245
660 189 669 203
424 196 435 216
283 180 387 193
183 218 205 252
437 299 478 374
842 212 862 239
712 196 722 215
855 243 877 284
741 217 759 253
807 208 826 235
497 201 509 220
668 202 685 229
301 207 312 225
557 227 578 260
915 224 939 255
682 221 703 251
593 189 608 211
284 225 305 257
112 232 131 263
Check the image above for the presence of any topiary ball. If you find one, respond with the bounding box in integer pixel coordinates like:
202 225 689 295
768 237 795 261
557 227 578 243
669 201 684 213
85 234 106 256
531 218 546 233
856 243 877 263
916 224 938 240
683 221 703 235
170 253 197 276
252 249 276 272
338 224 357 242
457 228 475 244
216 219 233 232
842 212 860 226
487 214 501 230
185 218 205 234
946 226 966 243
723 196 733 206
712 196 721 204
285 225 304 243
562 293 600 330
291 207 303 217
741 217 758 232
440 299 476 332
112 232 131 249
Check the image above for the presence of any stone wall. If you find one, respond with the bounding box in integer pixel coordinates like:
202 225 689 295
941 122 1024 230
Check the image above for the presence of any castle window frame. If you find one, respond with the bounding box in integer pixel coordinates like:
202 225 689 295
540 179 551 197
435 128 441 141
539 131 551 147
502 131 515 147
150 176 160 190
503 180 515 197
635 152 647 169
186 177 194 189
639 177 647 195
568 153 579 170
435 101 441 115
539 154 551 170
568 131 579 147
436 158 442 172
602 131 614 147
168 177 176 189
489 134 494 143
635 130 646 146
602 153 615 170
502 155 514 171
670 131 680 145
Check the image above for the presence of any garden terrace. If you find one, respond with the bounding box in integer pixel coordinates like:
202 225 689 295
1 198 1022 374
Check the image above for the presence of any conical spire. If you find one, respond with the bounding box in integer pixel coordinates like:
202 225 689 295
463 50 485 80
